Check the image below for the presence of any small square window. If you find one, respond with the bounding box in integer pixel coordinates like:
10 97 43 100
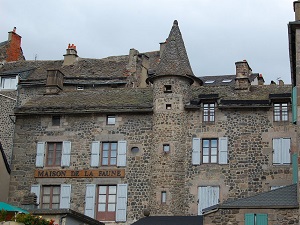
107 115 116 125
77 85 84 90
166 104 172 110
163 144 170 153
273 103 288 122
52 116 60 126
164 85 172 93
161 191 167 204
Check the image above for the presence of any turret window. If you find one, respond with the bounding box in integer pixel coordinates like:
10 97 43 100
164 85 172 93
166 104 172 110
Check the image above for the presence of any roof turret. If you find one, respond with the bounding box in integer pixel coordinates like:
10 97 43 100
155 20 194 77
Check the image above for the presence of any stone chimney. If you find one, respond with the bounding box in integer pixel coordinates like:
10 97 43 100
294 1 300 20
258 74 265 85
45 69 64 94
278 79 284 86
63 43 78 65
6 27 24 62
159 40 167 58
235 60 252 90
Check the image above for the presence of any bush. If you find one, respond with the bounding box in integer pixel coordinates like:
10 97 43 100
0 210 54 225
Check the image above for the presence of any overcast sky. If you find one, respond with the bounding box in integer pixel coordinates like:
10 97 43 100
1 0 296 84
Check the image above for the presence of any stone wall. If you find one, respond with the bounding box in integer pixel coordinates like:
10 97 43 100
8 113 153 225
204 208 299 225
0 90 17 163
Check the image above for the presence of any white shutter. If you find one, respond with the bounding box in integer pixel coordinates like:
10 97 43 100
91 141 100 167
84 184 96 218
192 138 201 165
198 186 219 215
273 138 281 164
218 137 228 164
282 138 291 164
61 141 71 167
31 184 40 208
117 140 127 167
198 186 207 215
60 184 71 209
116 184 128 222
36 142 45 167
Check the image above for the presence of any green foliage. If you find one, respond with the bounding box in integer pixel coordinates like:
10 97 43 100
0 210 54 225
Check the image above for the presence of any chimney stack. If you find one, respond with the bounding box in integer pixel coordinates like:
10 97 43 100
6 27 24 62
258 74 265 85
235 60 252 90
294 1 300 21
159 40 167 58
63 43 78 65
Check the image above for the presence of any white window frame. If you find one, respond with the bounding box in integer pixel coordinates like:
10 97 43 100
0 76 18 90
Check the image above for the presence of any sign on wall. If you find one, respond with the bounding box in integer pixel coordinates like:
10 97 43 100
34 169 125 178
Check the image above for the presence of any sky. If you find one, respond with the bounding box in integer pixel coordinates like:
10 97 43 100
0 0 296 84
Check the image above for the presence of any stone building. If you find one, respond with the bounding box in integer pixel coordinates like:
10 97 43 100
0 6 299 225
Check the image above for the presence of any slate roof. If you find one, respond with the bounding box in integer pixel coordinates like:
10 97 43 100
30 208 104 225
131 216 203 225
188 84 292 108
199 73 259 86
15 88 153 114
203 184 298 214
151 20 194 78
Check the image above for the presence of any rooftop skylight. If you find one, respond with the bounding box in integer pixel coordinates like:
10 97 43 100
205 80 215 84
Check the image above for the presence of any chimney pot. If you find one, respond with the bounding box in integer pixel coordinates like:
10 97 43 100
294 1 300 20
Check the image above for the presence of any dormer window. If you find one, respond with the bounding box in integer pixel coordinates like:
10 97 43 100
0 76 17 90
164 85 172 93
222 79 232 83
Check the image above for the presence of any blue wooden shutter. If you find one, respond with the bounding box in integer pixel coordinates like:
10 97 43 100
31 184 40 208
36 142 45 167
192 138 201 165
245 213 254 225
218 137 228 164
273 138 281 164
85 184 96 218
61 141 71 167
60 184 71 209
256 214 268 225
117 140 127 167
292 86 297 123
292 153 298 184
91 141 100 167
282 138 291 164
116 184 128 222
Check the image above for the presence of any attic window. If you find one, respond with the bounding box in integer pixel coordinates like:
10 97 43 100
107 115 116 125
0 76 17 90
222 79 232 83
52 115 60 126
164 85 172 93
205 80 215 84
77 85 84 90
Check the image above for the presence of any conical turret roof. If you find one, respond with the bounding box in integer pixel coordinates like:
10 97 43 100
155 20 194 77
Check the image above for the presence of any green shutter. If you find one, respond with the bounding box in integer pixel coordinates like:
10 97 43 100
245 213 254 225
292 86 297 123
292 153 298 184
256 214 268 225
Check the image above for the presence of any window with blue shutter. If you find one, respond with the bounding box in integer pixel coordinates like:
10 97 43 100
292 86 297 124
192 137 201 165
91 141 100 167
245 213 268 225
116 184 128 222
36 142 45 167
85 184 96 218
60 184 71 209
61 141 71 167
292 153 298 184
